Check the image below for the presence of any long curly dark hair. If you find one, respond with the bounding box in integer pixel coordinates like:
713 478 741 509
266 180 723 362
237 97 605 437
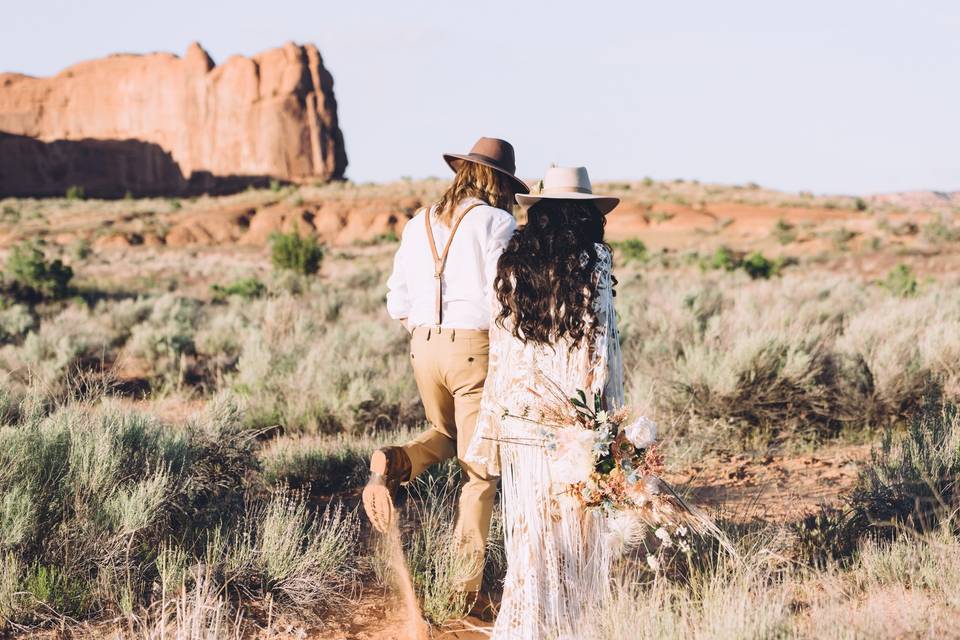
494 199 609 345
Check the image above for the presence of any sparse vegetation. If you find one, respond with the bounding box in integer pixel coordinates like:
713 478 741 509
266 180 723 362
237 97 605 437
270 231 325 276
65 185 85 201
210 276 266 302
612 238 649 264
3 241 74 301
773 218 796 244
921 215 960 244
1 182 958 636
882 264 918 298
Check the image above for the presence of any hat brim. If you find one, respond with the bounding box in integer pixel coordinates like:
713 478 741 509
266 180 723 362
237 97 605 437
443 153 531 194
516 192 620 215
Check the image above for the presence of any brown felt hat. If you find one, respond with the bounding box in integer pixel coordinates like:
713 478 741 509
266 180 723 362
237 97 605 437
443 137 530 194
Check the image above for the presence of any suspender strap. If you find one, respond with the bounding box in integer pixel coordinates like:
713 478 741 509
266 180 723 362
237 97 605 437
424 202 483 326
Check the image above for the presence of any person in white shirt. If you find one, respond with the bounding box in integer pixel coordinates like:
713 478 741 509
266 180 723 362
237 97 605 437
363 137 528 608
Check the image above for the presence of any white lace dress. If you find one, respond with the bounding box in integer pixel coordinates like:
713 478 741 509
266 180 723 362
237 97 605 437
465 244 624 640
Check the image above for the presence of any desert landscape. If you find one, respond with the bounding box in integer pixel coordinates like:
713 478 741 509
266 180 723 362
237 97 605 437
1 34 960 640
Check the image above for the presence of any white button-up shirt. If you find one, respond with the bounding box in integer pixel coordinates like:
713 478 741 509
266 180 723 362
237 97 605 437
386 197 517 330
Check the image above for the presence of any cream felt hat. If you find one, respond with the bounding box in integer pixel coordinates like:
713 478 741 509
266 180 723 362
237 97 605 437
515 166 619 214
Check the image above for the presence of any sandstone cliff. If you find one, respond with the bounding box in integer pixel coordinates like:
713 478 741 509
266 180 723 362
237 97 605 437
0 42 347 197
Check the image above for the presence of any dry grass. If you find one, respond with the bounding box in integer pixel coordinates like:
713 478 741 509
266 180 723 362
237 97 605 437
2 185 960 635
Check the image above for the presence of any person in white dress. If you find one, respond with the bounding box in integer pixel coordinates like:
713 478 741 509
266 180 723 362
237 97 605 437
465 166 623 639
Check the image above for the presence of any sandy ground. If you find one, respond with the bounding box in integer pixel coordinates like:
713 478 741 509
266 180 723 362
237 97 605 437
306 441 870 640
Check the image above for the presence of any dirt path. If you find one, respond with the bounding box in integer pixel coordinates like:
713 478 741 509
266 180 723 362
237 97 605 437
672 443 870 521
308 442 871 640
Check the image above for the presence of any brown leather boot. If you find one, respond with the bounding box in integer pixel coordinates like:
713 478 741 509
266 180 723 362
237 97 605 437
362 446 412 533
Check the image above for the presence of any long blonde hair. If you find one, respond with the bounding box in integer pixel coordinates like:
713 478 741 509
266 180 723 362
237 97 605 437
433 162 517 225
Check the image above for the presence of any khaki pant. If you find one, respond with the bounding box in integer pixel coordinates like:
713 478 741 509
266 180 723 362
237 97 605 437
401 326 495 592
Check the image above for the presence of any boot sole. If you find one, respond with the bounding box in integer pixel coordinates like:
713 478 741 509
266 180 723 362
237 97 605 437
362 482 396 533
363 450 396 532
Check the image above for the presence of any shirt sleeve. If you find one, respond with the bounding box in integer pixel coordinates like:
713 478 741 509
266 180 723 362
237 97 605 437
385 220 413 320
484 211 517 294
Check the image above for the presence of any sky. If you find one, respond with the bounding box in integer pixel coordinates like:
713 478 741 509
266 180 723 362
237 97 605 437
2 0 958 194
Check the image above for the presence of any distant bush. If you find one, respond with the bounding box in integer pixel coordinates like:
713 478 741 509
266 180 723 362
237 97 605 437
773 218 796 244
921 216 960 244
65 185 85 201
269 179 283 192
355 230 400 247
705 246 741 272
4 241 74 300
0 303 35 343
1 205 20 223
270 231 325 276
741 252 778 279
613 238 649 264
68 238 92 261
700 247 797 280
882 264 917 298
854 197 869 212
831 227 856 249
211 277 266 302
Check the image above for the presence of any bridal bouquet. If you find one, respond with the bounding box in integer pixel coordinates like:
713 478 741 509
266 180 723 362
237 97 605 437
512 387 722 539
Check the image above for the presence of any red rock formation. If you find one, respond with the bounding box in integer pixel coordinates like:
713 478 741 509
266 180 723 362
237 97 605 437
0 42 347 197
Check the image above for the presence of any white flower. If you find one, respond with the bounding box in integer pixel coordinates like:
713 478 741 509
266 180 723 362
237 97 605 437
549 427 596 485
655 526 673 547
646 554 661 571
604 513 638 557
624 415 657 449
678 540 691 553
596 410 610 425
676 525 688 538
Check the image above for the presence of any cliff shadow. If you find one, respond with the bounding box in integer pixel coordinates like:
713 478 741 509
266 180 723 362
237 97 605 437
0 132 286 199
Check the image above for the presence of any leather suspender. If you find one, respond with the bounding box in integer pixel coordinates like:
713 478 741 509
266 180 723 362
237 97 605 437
424 202 483 326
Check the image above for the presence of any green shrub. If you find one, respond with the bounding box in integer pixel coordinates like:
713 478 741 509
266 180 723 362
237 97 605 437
68 238 92 261
127 295 202 387
216 491 359 609
921 216 959 244
706 246 740 272
831 227 856 249
23 564 91 617
882 264 917 298
791 506 860 568
792 403 960 568
269 179 283 192
849 403 960 537
0 398 258 626
4 241 74 300
855 197 869 212
65 185 85 201
773 218 796 244
1 206 20 223
613 238 649 264
270 231 325 276
741 252 777 279
0 304 35 343
211 277 266 302
260 430 414 495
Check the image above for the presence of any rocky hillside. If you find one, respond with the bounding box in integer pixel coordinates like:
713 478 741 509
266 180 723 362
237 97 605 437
0 42 346 198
